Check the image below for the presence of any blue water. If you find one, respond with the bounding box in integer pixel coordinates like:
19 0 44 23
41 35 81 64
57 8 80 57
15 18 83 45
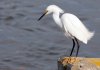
0 0 100 70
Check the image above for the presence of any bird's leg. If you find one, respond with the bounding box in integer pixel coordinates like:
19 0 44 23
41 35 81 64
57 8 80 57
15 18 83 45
67 38 76 63
70 38 75 57
74 38 80 57
67 38 80 63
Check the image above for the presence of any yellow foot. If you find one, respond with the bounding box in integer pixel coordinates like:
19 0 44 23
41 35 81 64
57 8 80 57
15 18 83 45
66 57 72 63
61 57 78 66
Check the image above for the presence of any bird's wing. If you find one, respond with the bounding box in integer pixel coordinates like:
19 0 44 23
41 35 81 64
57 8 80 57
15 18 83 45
61 13 94 44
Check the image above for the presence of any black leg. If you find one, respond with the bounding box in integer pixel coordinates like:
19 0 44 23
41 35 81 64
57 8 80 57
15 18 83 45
74 38 80 57
69 39 75 57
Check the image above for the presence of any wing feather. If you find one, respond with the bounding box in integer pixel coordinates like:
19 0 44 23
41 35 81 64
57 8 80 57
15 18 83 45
61 13 94 44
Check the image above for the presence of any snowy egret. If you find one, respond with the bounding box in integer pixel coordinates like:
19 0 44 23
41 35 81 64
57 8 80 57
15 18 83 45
38 5 94 57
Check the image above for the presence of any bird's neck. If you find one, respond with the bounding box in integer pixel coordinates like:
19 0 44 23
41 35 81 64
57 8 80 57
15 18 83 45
53 12 62 28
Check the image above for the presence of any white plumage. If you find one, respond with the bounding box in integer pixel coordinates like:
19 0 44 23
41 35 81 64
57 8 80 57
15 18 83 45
38 5 94 57
61 13 94 44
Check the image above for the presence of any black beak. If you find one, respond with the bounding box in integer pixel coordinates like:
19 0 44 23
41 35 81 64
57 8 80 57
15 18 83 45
38 11 48 21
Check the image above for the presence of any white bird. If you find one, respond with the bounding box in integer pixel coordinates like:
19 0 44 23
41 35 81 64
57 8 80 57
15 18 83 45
38 5 94 57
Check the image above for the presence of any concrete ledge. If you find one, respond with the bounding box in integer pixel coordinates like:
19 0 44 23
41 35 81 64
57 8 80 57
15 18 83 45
58 57 100 70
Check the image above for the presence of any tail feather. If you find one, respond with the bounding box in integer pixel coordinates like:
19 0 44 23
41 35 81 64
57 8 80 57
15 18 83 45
88 31 94 40
83 31 94 44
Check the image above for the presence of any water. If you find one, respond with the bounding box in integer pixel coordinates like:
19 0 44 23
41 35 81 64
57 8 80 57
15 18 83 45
0 0 100 70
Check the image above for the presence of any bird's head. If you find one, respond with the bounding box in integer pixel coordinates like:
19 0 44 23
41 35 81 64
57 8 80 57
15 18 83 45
38 5 64 21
